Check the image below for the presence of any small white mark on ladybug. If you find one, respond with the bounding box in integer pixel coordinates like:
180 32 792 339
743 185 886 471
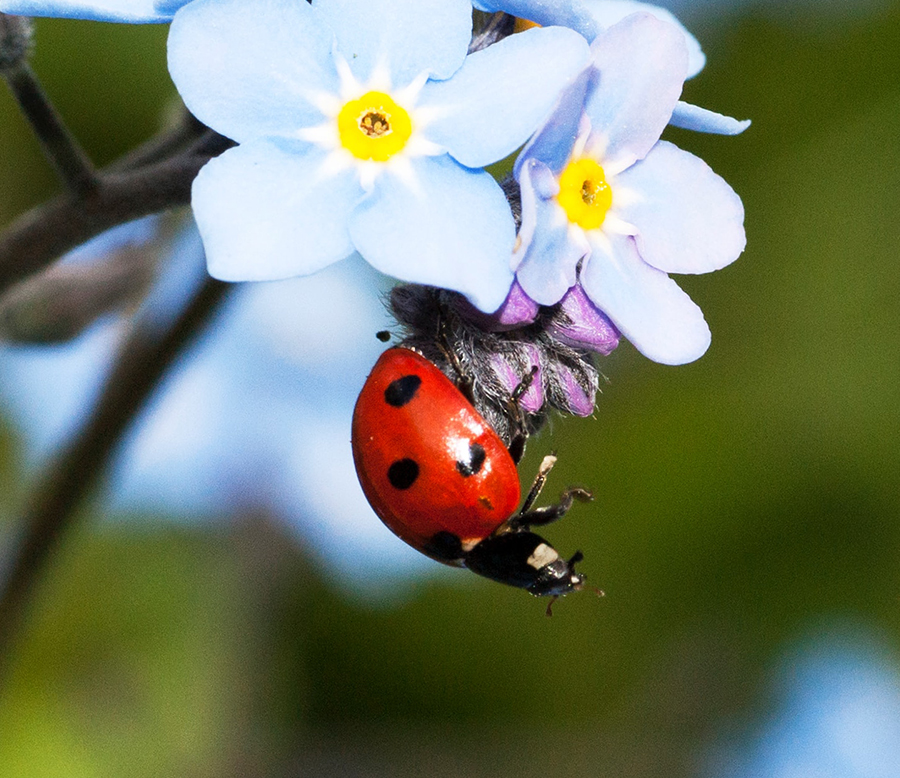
527 543 558 570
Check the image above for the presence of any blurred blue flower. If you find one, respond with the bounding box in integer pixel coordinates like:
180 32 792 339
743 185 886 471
714 630 900 778
0 220 439 596
167 0 590 313
0 219 157 455
0 0 185 22
476 0 750 135
513 13 746 365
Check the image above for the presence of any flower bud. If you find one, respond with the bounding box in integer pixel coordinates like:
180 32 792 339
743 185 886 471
489 343 543 414
546 362 596 417
548 284 620 355
389 283 605 449
454 280 539 332
0 247 156 344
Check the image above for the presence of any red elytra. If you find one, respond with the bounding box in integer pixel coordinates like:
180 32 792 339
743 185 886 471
351 347 521 563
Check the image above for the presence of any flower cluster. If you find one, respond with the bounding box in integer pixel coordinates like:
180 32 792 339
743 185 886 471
513 12 746 364
166 0 591 312
1 0 747 367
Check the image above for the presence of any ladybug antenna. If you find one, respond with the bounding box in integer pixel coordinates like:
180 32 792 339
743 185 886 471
376 330 391 342
545 595 559 618
570 554 604 600
568 550 586 592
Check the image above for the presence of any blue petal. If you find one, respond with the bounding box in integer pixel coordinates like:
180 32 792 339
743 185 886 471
582 1 706 77
580 232 710 365
476 0 599 40
477 0 704 79
168 0 338 143
191 141 362 281
153 0 187 14
584 13 687 170
615 141 745 274
514 160 586 306
514 70 591 178
0 0 174 21
419 26 590 168
670 101 752 135
350 155 515 312
312 0 471 86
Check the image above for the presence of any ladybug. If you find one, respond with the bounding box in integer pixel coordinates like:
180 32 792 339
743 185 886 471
352 347 591 607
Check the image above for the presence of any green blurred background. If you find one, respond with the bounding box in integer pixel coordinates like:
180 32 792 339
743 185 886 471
2 4 900 776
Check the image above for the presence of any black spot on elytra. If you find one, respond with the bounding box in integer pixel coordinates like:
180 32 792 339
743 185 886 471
424 531 464 562
387 458 419 490
456 441 486 477
384 374 421 407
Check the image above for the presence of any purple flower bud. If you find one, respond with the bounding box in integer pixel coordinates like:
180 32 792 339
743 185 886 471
553 363 595 417
548 284 620 355
489 343 543 414
455 280 539 333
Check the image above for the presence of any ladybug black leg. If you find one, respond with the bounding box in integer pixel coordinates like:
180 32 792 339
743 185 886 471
506 365 539 464
511 364 538 403
495 454 592 534
507 436 526 466
517 453 557 515
510 486 593 531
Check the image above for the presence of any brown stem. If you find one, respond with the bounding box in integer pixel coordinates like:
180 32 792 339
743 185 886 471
0 133 232 298
2 60 100 196
109 110 211 172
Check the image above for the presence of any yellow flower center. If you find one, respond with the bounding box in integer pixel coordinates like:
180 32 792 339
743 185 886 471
556 157 613 230
337 91 412 162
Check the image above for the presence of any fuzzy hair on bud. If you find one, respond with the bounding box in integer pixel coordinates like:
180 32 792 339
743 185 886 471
389 284 606 448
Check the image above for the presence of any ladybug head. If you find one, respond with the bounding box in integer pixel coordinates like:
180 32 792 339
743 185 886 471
463 531 586 599
526 549 586 598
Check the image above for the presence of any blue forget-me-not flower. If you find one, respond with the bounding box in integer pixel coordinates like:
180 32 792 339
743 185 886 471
166 0 590 312
513 13 746 365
